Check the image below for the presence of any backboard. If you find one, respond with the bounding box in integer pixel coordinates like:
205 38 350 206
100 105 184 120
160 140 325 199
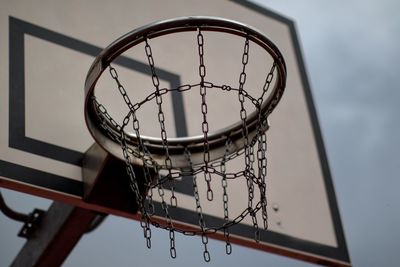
0 0 350 266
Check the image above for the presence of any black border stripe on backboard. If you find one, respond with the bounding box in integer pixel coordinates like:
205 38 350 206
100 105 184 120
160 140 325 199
8 16 187 166
7 16 191 196
0 160 82 196
155 199 347 263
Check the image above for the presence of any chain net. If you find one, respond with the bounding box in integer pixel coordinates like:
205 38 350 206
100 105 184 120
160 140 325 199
92 28 277 262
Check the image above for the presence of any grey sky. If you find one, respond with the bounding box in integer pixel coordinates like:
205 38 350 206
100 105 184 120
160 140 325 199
1 0 399 266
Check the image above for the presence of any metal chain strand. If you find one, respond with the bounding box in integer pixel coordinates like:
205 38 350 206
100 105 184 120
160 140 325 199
259 62 277 104
258 131 269 230
197 28 213 202
109 66 135 112
185 148 211 261
144 38 177 208
120 131 152 248
202 233 211 262
184 148 206 230
141 218 152 248
108 67 158 249
147 187 155 216
237 37 259 240
170 229 177 258
109 66 159 233
256 62 276 230
154 166 176 256
221 139 232 255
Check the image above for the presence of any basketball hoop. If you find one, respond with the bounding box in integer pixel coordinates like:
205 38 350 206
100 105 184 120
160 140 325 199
84 16 286 261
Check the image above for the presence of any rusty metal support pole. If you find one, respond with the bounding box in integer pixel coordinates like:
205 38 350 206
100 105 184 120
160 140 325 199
11 202 98 267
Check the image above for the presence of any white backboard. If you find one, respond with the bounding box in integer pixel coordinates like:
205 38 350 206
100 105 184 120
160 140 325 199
0 1 350 266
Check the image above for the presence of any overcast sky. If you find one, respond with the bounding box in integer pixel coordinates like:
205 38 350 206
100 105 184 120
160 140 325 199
1 1 400 266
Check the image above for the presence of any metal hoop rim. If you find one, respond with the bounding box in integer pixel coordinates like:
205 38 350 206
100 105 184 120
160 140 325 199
84 16 286 167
